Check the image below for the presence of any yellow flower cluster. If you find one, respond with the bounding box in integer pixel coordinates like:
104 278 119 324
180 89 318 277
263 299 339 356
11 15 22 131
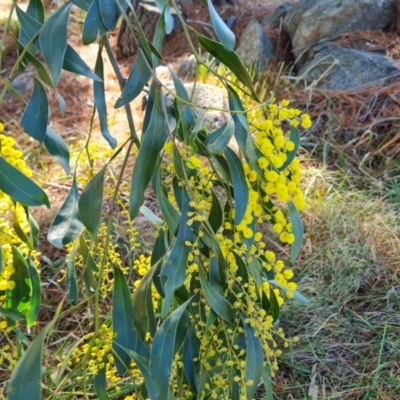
0 122 40 371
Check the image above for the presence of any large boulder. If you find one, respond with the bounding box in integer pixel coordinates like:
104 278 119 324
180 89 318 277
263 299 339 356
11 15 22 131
261 2 292 29
236 20 275 72
283 0 394 63
298 44 400 91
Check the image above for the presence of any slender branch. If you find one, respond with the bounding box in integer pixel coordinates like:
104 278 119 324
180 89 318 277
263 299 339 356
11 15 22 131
101 34 141 149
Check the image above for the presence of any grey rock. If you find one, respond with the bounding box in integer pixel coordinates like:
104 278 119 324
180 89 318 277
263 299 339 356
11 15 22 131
261 2 292 29
283 0 394 63
298 44 400 91
236 20 275 72
163 82 228 130
5 72 34 101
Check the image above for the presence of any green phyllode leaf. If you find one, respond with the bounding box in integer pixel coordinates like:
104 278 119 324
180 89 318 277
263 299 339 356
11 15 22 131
160 201 192 317
39 2 72 86
114 52 152 108
149 298 192 399
94 45 117 149
287 200 304 263
242 316 264 400
63 44 102 82
195 32 260 101
43 126 71 175
78 166 106 238
133 265 157 340
26 0 44 24
112 266 149 375
199 267 236 325
207 0 235 51
204 118 235 155
7 323 53 400
48 175 83 248
129 93 168 220
5 247 32 315
224 147 249 226
26 259 41 327
20 78 48 142
0 157 50 208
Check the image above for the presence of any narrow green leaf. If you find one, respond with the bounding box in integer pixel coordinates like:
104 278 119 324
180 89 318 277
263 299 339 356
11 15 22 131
242 316 264 400
199 267 236 325
99 0 118 31
94 362 109 400
114 52 152 108
0 307 25 321
16 6 41 58
8 323 52 400
13 206 33 251
26 0 44 23
78 166 106 237
208 189 223 233
94 45 117 149
228 85 249 154
70 0 91 12
207 0 235 51
248 257 263 287
79 235 99 272
20 78 48 142
44 126 70 175
268 284 280 322
14 38 53 87
26 260 41 327
154 0 174 34
63 44 102 82
117 346 157 400
279 126 300 171
224 147 248 225
6 247 31 314
0 246 3 273
246 134 264 178
55 93 66 118
66 242 79 303
149 298 191 400
133 264 157 340
205 118 234 155
152 5 166 67
155 172 180 235
113 267 149 375
26 205 39 249
39 2 71 85
183 323 200 392
83 0 104 45
0 157 50 208
160 201 191 317
129 94 168 219
48 176 83 248
195 32 259 101
261 368 273 400
287 200 304 262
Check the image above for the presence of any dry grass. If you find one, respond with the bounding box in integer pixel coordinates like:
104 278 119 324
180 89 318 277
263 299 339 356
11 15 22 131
272 167 400 399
